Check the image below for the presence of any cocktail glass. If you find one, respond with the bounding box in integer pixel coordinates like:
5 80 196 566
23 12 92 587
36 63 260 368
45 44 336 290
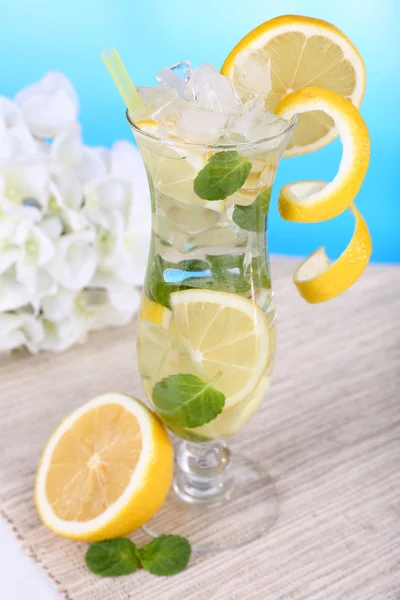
128 111 297 550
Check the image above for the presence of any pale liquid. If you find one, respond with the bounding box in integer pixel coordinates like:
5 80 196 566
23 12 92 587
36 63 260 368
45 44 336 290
137 149 276 441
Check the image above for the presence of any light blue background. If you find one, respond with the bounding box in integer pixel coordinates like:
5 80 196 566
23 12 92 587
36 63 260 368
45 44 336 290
1 0 398 262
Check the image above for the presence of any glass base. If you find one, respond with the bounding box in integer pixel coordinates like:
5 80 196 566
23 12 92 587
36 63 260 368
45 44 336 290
142 453 278 552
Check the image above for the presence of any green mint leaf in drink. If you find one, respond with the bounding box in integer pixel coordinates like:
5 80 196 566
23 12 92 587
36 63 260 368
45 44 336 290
249 255 271 289
85 538 140 577
152 373 225 428
178 258 210 272
194 151 252 200
206 253 245 271
137 535 191 576
232 187 272 232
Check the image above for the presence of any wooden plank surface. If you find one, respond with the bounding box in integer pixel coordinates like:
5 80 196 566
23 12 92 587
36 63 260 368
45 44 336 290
1 257 399 600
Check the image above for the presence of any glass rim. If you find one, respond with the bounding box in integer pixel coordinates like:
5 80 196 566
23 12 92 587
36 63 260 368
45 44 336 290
126 109 298 151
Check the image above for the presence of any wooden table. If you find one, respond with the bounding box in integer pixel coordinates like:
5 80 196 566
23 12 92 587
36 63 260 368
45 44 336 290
1 257 399 600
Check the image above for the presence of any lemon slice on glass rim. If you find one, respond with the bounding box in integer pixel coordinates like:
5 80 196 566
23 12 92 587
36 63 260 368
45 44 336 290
221 14 366 157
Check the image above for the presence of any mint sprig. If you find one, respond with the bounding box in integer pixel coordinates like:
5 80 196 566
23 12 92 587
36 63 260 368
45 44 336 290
86 534 191 578
194 151 252 200
85 538 140 577
232 186 272 232
152 373 225 428
137 535 191 576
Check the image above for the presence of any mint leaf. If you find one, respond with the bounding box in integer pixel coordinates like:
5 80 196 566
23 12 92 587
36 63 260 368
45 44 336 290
194 151 252 200
232 187 272 232
152 373 225 428
178 259 209 272
206 253 245 271
86 539 139 577
249 255 271 289
137 535 191 576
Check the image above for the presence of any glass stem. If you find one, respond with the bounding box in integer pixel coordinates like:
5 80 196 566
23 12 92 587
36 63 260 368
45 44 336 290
173 440 233 505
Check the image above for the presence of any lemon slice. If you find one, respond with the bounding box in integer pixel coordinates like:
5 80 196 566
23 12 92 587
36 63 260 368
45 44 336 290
221 15 366 156
136 120 225 213
170 289 271 408
140 296 172 328
35 393 173 541
293 203 372 303
275 86 370 222
190 374 270 439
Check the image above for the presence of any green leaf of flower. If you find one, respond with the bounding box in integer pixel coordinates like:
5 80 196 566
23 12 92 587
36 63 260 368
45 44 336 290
85 538 140 577
137 535 191 577
232 187 272 232
152 373 225 428
194 151 252 200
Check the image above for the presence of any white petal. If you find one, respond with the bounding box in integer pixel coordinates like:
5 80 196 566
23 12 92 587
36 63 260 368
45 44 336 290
0 312 24 336
15 261 37 295
31 226 55 265
50 123 83 169
78 147 107 184
0 210 18 240
41 315 87 352
47 231 97 291
90 304 133 331
15 72 79 138
0 159 48 220
48 180 87 232
111 141 149 197
6 122 40 158
90 270 140 315
36 269 58 300
0 96 22 127
0 272 31 311
115 228 151 286
91 147 110 171
40 216 63 239
20 312 45 353
85 177 132 227
41 287 75 321
0 328 26 352
0 247 20 275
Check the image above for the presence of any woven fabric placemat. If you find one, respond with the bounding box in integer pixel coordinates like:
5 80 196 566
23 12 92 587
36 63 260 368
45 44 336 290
1 257 399 600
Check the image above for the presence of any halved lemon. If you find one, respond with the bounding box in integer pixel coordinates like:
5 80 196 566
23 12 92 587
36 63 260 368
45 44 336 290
35 393 173 541
221 15 366 156
170 289 271 407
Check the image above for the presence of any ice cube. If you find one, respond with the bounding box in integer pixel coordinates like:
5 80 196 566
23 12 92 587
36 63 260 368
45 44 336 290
157 61 192 97
175 107 227 144
233 48 272 98
184 63 242 114
229 106 289 142
133 87 179 123
155 98 192 124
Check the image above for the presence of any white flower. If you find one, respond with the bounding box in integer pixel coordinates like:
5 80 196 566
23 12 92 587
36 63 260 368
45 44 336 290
11 220 55 295
46 230 97 291
0 159 48 221
14 72 79 138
